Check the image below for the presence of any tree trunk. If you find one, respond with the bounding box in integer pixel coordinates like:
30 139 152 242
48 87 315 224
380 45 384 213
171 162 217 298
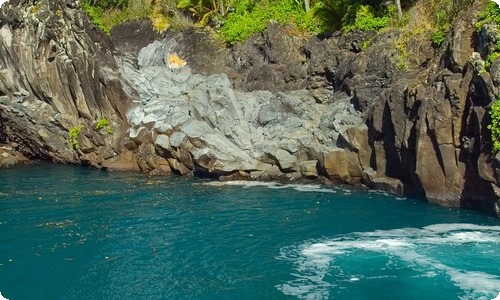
304 0 310 12
219 0 224 15
395 0 402 21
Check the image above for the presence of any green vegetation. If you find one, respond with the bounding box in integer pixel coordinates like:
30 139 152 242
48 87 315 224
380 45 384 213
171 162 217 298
430 9 450 48
475 2 500 73
485 47 500 72
82 0 152 34
95 118 113 135
475 4 500 153
431 29 444 47
176 0 225 26
475 1 500 32
430 10 449 48
81 0 474 46
82 0 401 42
342 5 389 33
32 3 40 13
488 100 500 154
219 0 326 44
361 36 373 50
391 0 474 69
219 0 399 44
69 125 84 151
68 119 113 151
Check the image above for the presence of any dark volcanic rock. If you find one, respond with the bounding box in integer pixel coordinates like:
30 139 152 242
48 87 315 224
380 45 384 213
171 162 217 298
226 22 309 91
110 20 162 57
336 0 500 215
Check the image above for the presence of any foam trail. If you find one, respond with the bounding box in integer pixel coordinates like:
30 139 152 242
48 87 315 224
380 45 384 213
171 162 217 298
202 181 338 193
202 181 279 188
277 223 500 299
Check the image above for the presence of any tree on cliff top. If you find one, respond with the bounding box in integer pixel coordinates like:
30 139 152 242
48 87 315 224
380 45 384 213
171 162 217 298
82 0 471 45
395 0 402 20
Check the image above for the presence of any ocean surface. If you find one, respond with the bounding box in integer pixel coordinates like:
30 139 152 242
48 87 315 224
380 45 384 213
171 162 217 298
0 163 499 300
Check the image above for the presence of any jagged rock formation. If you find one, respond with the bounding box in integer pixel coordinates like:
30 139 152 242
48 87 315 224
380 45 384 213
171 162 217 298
119 38 363 181
0 0 499 216
0 0 130 165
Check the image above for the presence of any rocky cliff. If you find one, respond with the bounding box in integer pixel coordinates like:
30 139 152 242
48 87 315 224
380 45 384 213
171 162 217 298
0 0 499 216
0 0 131 166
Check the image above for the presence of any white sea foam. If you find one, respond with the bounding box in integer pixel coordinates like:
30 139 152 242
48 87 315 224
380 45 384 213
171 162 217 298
276 223 500 299
424 223 500 233
202 180 279 188
202 181 338 193
450 270 500 299
288 185 337 194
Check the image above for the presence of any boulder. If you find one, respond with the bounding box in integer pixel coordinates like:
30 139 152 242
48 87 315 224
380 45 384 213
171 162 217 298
299 160 319 178
102 150 140 172
320 149 362 184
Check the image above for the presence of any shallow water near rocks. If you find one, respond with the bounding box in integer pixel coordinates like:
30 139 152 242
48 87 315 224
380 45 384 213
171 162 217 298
0 163 498 299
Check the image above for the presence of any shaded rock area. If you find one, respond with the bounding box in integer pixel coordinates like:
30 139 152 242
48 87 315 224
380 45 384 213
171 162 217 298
0 0 131 167
0 0 499 216
0 143 28 167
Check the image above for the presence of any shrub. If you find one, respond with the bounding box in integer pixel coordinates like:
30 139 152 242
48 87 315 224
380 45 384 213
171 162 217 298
176 0 223 25
95 118 109 130
219 4 267 44
82 0 152 34
475 1 500 32
485 49 500 72
431 29 444 47
219 0 326 45
69 125 84 150
32 3 40 13
474 3 500 72
88 0 128 10
151 2 170 32
311 0 348 31
343 5 389 33
488 100 500 153
95 118 113 134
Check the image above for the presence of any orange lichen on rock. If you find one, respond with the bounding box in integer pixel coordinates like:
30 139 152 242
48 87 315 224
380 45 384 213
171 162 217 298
167 53 187 70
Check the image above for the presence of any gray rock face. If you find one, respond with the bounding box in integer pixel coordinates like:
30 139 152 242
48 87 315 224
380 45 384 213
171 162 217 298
121 38 361 179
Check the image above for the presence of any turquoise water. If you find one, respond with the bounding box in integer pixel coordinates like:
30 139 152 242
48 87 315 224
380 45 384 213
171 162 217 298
0 164 499 300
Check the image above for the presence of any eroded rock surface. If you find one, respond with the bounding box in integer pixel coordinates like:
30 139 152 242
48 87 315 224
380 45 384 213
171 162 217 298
121 38 362 180
0 0 130 166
